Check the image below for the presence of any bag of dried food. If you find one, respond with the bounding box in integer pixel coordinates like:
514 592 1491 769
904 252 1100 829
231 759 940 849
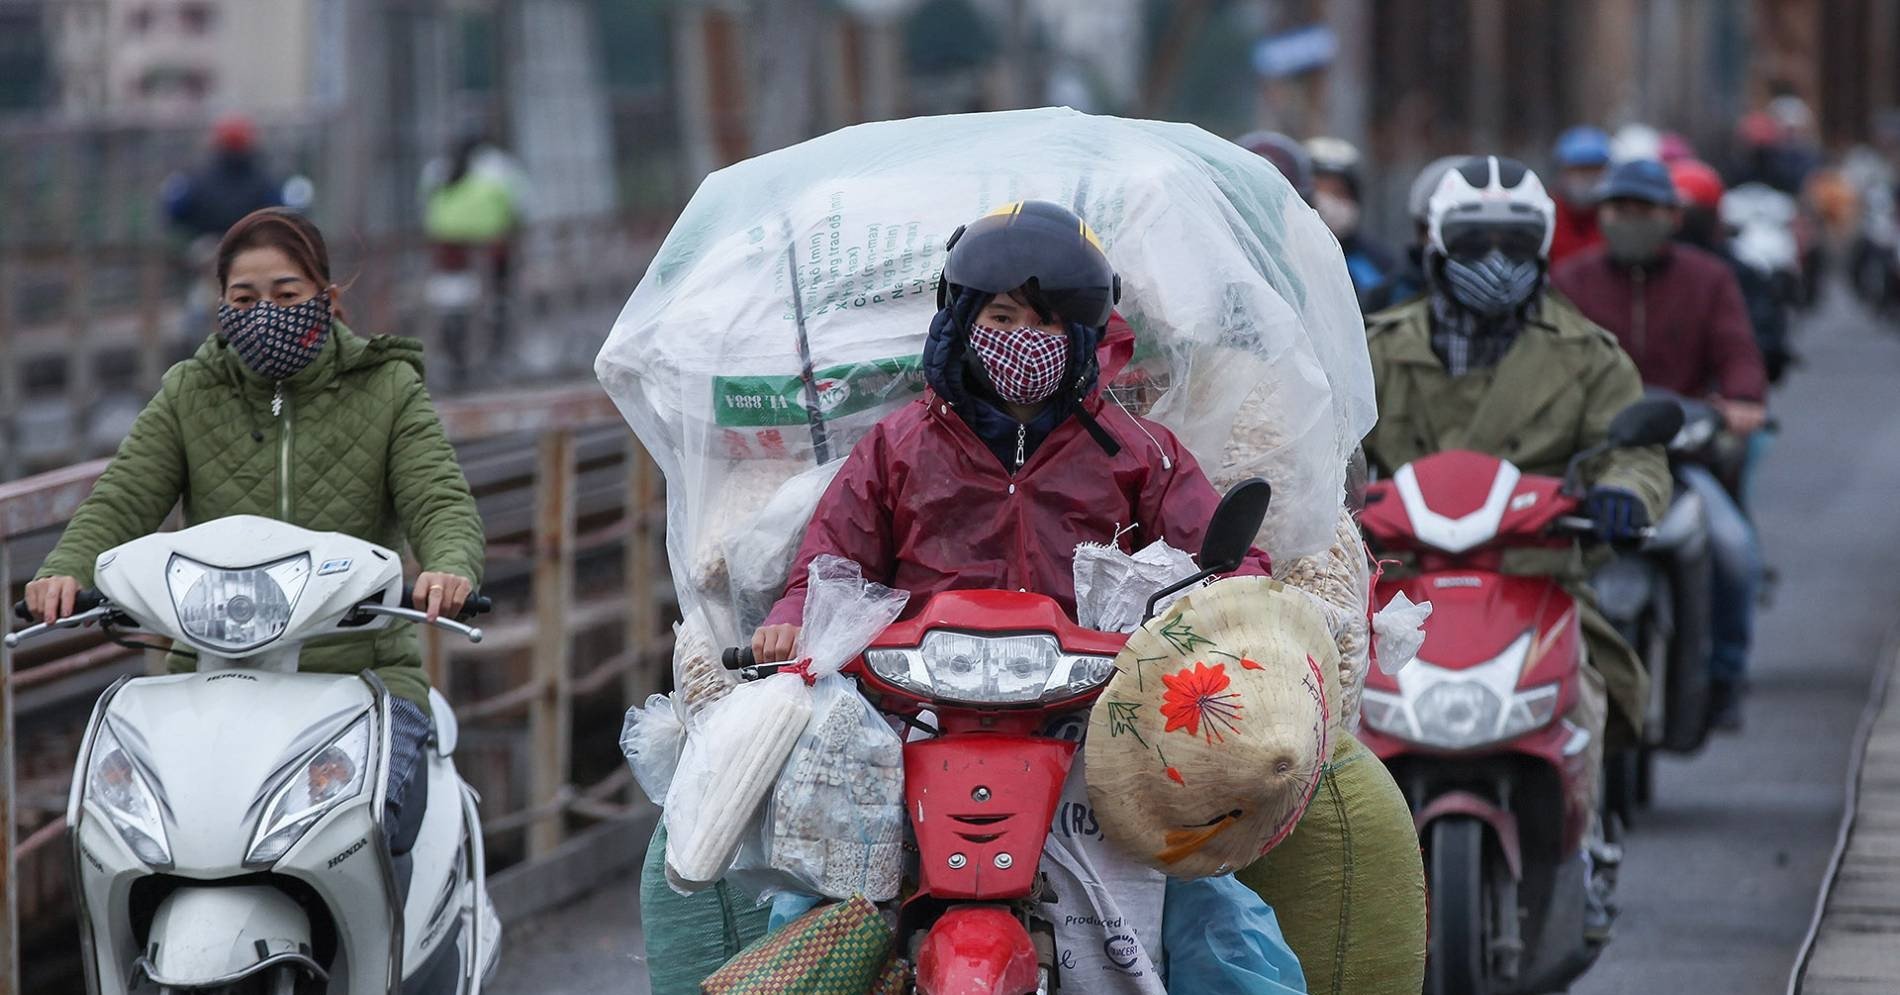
760 557 909 900
666 557 909 896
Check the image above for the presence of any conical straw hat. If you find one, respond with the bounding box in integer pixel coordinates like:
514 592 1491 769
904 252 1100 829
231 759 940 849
1085 576 1339 877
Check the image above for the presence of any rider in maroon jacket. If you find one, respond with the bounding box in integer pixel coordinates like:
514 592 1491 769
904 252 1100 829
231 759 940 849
1550 157 1768 731
752 199 1269 662
1551 158 1768 417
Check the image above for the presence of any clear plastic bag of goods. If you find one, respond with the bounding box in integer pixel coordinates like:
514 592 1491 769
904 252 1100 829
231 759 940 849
764 675 906 900
722 460 847 638
620 692 687 805
1274 506 1375 731
1372 591 1432 676
672 607 738 723
595 109 1376 649
664 675 812 894
760 556 910 900
666 557 909 896
1072 536 1203 634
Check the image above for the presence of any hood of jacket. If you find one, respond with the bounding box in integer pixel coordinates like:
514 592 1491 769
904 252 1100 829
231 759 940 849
920 287 1123 467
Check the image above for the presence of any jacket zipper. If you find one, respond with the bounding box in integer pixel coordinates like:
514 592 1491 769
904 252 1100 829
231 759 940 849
275 382 293 519
1014 423 1027 470
1631 267 1648 362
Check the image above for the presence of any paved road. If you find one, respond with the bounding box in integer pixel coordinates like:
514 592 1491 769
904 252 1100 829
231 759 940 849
1574 292 1900 995
490 293 1900 995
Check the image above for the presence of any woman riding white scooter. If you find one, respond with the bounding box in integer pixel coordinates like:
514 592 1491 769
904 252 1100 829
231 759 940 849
25 206 487 893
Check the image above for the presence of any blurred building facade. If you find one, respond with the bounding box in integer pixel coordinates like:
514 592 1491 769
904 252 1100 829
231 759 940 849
9 0 1900 479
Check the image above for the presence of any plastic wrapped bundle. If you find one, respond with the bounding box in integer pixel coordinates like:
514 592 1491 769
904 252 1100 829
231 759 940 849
664 676 813 891
596 108 1376 647
765 677 905 900
1274 506 1374 731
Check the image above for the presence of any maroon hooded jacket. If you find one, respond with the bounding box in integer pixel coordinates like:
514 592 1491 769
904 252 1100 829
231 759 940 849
1551 242 1767 403
764 317 1270 627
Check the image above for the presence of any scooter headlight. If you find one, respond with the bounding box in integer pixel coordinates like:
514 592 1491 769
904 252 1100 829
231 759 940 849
865 631 1117 705
85 723 172 869
246 713 373 867
167 553 312 652
1360 631 1563 750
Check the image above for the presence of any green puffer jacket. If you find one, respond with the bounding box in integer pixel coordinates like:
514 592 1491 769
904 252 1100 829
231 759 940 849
36 322 485 710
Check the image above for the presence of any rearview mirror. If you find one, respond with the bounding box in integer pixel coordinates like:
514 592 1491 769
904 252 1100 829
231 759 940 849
1606 398 1685 449
1143 478 1273 623
1199 477 1273 573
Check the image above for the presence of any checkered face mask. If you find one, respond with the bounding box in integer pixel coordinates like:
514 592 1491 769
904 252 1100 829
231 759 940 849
967 322 1068 405
217 295 332 381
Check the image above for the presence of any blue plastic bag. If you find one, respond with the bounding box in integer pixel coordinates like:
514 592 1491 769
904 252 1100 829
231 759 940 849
1162 874 1308 994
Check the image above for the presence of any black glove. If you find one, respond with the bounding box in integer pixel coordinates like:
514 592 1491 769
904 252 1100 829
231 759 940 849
1585 486 1649 543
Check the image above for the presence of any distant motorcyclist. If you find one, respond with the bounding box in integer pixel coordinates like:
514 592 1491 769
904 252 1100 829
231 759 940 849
1671 158 1797 387
1550 125 1612 265
161 114 289 241
1306 136 1401 311
1236 130 1315 201
1363 155 1464 313
1552 158 1768 731
1362 155 1670 937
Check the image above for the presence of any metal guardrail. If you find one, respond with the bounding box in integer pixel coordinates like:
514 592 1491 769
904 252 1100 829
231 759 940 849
0 382 670 992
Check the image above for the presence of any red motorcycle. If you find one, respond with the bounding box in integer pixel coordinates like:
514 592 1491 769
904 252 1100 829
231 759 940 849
1354 401 1679 995
724 481 1270 994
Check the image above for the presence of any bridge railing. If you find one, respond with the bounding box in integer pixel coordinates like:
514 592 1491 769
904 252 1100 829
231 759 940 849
0 382 672 992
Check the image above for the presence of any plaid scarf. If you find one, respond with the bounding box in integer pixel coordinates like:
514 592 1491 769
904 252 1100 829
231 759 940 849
1428 290 1528 376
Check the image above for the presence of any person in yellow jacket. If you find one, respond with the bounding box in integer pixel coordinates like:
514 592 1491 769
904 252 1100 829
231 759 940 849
422 134 526 386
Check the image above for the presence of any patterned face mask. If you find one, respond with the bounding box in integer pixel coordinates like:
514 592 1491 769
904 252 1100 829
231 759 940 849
217 295 332 381
1439 249 1542 319
967 322 1069 405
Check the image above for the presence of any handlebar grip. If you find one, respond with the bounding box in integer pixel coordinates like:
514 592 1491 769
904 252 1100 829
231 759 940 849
401 587 490 621
723 646 757 670
12 589 102 623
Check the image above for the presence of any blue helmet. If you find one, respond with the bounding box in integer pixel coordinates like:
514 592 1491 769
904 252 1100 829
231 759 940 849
1552 125 1612 169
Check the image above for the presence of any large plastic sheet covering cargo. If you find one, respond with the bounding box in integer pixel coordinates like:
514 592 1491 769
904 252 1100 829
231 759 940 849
596 108 1375 648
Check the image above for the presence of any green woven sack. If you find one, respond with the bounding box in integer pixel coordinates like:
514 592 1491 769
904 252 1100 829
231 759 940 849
641 823 772 995
1237 733 1427 995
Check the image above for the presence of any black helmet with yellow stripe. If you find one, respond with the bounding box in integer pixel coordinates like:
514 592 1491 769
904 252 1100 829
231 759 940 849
938 200 1121 329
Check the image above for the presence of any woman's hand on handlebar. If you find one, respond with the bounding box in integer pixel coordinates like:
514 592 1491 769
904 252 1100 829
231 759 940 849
752 624 801 664
414 571 474 623
24 576 80 625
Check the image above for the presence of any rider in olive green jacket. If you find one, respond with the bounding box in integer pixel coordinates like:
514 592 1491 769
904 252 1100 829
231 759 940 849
1363 292 1665 748
1361 155 1668 756
32 216 483 714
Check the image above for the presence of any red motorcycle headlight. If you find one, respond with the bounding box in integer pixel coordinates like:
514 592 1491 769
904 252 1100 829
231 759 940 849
866 632 1116 706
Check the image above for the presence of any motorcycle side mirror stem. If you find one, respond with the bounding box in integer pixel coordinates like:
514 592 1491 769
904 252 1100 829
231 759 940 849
1561 399 1685 496
1142 478 1272 622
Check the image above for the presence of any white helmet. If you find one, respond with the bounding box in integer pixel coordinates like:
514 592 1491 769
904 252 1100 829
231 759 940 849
1426 155 1557 260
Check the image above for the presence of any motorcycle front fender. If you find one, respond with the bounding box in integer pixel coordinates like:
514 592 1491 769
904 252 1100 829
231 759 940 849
1416 791 1522 881
914 905 1041 995
137 884 327 988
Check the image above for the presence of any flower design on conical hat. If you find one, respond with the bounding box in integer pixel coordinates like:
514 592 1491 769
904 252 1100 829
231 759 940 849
1085 577 1340 878
1159 661 1243 742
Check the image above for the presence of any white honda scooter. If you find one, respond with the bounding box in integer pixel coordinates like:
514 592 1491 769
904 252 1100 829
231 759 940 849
6 515 502 994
